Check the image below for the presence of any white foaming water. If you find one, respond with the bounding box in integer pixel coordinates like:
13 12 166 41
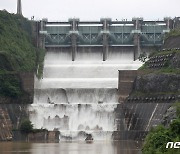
29 49 142 140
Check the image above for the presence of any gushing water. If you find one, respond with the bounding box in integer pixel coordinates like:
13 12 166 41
29 49 142 140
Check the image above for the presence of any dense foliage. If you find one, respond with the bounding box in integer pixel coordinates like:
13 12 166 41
0 10 45 97
0 10 37 71
142 103 180 154
0 73 22 97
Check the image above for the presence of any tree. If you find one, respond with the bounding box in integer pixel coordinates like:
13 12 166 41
20 120 33 134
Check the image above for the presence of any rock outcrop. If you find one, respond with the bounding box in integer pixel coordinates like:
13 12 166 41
135 73 180 93
163 36 180 48
0 107 12 141
161 106 177 127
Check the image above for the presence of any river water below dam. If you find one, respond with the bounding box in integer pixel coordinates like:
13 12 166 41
0 141 143 154
29 49 142 141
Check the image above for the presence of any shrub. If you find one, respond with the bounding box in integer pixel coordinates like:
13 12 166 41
20 120 33 134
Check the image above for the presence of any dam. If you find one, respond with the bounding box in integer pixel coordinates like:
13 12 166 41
28 17 172 140
29 47 142 140
0 0 179 153
37 17 171 60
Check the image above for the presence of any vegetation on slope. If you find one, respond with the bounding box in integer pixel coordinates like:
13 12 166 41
0 73 22 97
165 28 180 39
138 49 180 74
139 25 180 74
0 10 44 97
142 103 180 154
0 10 36 71
140 28 180 153
136 48 180 97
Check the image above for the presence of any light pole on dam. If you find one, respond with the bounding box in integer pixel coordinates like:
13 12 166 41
17 0 22 15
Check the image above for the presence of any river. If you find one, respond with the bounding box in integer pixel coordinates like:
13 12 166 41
0 141 142 154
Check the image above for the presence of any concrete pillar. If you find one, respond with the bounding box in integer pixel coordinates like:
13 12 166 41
38 19 47 49
173 17 180 29
103 34 109 61
132 18 143 60
164 17 173 30
101 18 111 61
71 34 77 61
31 21 40 48
69 18 79 61
133 33 141 60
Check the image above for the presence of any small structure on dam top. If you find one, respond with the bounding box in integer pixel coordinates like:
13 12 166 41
36 17 176 60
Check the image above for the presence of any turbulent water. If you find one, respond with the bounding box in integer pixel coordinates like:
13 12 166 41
29 49 142 141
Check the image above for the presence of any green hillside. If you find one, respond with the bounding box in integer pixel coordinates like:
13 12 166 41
0 10 38 71
0 10 44 97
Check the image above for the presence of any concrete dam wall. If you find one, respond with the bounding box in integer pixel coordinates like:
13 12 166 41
29 43 143 141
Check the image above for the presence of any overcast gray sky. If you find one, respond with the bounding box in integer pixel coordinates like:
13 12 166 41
0 0 179 21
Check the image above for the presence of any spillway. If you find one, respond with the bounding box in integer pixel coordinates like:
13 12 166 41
29 49 142 141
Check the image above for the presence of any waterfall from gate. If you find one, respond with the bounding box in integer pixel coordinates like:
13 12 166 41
29 49 142 140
